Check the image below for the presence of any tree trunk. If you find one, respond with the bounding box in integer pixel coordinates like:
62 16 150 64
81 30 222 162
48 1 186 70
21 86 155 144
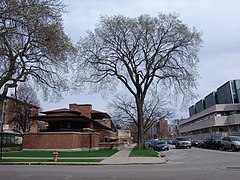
136 99 145 150
0 90 8 127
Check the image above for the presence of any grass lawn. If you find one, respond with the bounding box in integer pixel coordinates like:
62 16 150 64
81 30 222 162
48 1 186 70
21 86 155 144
129 147 159 157
0 159 102 163
3 149 118 157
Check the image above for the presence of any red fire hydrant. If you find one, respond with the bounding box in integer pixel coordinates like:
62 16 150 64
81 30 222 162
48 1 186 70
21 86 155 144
52 151 58 162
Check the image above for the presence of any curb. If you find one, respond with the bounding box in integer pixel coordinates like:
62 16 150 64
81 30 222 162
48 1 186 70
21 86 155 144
0 162 100 165
0 159 167 166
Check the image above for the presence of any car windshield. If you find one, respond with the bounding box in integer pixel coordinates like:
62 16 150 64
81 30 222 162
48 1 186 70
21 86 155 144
231 136 240 141
156 141 167 145
212 136 222 140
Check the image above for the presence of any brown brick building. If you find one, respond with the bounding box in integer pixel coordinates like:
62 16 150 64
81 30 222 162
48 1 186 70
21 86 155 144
23 103 123 151
145 117 170 140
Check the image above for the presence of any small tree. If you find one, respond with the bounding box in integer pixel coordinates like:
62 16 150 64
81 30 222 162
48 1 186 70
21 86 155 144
76 13 202 149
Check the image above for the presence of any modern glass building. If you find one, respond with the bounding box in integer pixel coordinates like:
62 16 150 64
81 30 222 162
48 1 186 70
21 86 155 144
189 79 240 116
181 80 240 139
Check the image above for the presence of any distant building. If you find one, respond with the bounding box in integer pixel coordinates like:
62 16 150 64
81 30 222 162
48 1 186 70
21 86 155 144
180 80 240 139
145 117 169 140
0 96 40 152
117 129 132 145
169 119 181 138
0 96 40 134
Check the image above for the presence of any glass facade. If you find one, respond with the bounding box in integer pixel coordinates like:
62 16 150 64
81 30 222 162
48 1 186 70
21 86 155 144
205 91 217 108
233 80 240 103
217 81 233 104
189 105 196 117
195 100 205 114
189 79 240 116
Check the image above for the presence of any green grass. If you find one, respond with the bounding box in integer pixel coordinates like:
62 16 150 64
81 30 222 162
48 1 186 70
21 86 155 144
129 147 159 157
0 159 102 163
3 149 118 157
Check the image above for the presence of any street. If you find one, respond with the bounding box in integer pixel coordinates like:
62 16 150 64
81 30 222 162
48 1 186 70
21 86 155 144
1 146 240 180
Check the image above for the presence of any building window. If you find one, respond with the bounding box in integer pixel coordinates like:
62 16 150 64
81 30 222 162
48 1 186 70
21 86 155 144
219 126 228 132
201 128 210 134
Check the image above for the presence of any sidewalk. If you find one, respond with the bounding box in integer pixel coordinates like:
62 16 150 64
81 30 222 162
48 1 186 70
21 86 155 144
100 144 166 165
0 144 167 165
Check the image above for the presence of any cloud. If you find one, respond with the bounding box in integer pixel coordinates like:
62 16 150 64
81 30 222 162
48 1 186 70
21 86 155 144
40 0 240 119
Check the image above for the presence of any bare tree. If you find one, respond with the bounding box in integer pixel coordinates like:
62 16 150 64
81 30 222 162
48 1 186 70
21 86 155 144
109 92 173 134
0 0 76 116
76 14 202 149
8 83 40 133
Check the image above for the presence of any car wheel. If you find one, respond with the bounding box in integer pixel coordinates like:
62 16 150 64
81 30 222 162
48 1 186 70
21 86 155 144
220 145 225 151
231 145 236 152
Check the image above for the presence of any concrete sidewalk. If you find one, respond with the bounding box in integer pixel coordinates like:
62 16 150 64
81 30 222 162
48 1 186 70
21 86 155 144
0 144 167 165
100 144 166 165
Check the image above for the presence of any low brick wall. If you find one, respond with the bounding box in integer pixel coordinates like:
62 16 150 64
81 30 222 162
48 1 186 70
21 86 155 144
99 142 125 150
23 132 100 151
97 130 118 142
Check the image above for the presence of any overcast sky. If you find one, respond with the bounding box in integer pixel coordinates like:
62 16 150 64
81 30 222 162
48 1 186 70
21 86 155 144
40 0 240 118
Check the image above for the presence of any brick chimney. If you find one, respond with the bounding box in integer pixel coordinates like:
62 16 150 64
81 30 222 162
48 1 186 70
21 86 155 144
69 104 92 119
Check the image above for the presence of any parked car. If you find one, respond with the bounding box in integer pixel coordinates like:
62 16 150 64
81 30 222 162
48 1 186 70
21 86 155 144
167 140 174 145
154 140 169 151
149 139 159 148
203 135 223 149
175 137 192 149
197 140 205 148
220 136 240 151
191 139 200 147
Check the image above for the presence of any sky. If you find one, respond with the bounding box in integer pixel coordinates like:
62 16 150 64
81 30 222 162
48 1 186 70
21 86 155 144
40 0 240 119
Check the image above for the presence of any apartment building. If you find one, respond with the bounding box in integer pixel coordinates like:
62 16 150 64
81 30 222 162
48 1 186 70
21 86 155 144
180 80 240 139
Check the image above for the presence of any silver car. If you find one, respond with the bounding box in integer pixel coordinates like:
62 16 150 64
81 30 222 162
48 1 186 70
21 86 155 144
221 136 240 151
175 137 192 149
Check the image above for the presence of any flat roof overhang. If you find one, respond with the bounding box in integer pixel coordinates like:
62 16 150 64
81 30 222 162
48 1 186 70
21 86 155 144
31 115 91 122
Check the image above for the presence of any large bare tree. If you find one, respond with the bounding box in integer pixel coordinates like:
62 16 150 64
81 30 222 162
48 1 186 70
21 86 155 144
0 0 76 115
76 14 202 149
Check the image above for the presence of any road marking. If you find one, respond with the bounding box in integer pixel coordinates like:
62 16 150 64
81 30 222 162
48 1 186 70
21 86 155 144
65 175 73 180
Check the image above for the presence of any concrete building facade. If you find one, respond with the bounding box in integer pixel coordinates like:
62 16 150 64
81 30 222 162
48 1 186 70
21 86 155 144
180 80 240 139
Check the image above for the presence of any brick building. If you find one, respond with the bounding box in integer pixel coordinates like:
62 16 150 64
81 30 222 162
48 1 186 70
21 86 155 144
0 96 40 134
145 117 169 140
23 103 123 151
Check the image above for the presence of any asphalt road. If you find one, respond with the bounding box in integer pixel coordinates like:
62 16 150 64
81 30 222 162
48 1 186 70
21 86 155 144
1 146 240 180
